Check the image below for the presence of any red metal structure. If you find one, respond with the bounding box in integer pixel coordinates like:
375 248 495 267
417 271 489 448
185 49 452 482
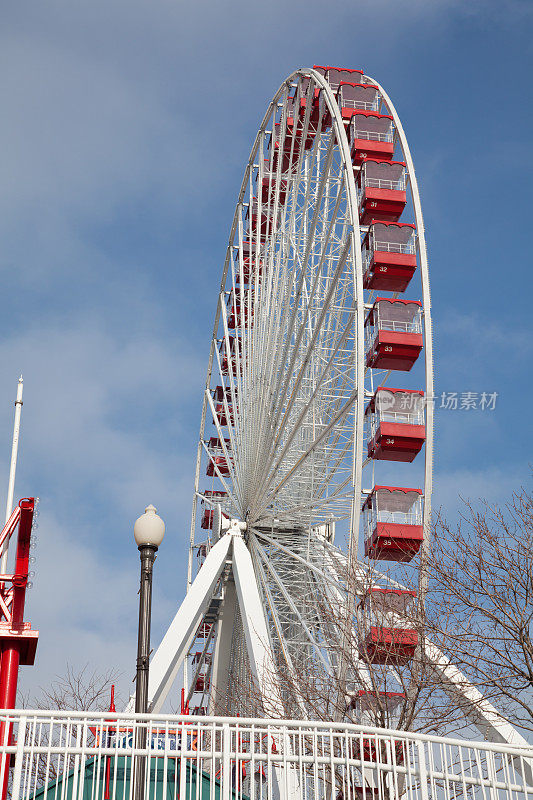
0 499 39 704
0 498 39 800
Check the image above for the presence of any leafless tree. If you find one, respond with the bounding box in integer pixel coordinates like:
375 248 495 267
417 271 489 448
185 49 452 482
424 487 533 736
212 558 472 738
28 663 123 712
19 664 123 789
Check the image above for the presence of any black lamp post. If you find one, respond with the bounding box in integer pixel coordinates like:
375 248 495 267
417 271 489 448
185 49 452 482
133 504 165 800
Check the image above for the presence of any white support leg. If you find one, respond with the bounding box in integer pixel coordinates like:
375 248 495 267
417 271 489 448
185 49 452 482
126 533 233 712
424 641 533 783
424 641 530 745
232 535 302 800
232 534 285 717
209 576 238 714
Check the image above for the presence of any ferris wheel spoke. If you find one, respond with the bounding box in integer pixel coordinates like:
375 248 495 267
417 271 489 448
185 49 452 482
263 343 356 497
264 133 338 408
270 236 352 452
269 192 350 428
255 387 357 518
254 365 353 517
262 406 352 520
254 540 333 674
299 467 354 516
259 489 354 525
253 529 346 593
250 540 309 715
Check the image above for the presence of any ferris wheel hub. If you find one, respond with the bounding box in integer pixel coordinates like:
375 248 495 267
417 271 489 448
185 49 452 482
213 504 247 541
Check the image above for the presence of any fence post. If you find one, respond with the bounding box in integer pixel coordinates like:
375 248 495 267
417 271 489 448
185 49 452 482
222 724 230 800
416 740 430 800
11 715 26 800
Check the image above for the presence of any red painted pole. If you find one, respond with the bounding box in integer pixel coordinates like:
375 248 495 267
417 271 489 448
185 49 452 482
0 644 21 800
104 685 116 800
0 499 37 800
0 647 21 710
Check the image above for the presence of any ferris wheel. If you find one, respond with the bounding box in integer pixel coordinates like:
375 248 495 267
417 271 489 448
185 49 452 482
136 68 527 749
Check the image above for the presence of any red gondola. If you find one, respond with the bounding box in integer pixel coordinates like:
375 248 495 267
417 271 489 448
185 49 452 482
201 510 214 530
206 456 231 477
246 197 278 240
318 66 364 91
204 490 227 499
296 70 327 128
208 437 230 451
227 289 253 330
348 111 394 162
196 543 207 558
356 159 407 224
359 589 418 665
362 486 423 561
192 652 212 665
365 387 425 462
336 82 380 120
261 161 288 204
196 622 212 638
234 242 263 284
347 691 407 763
213 402 235 427
363 629 418 665
220 336 242 376
206 439 231 477
362 222 417 292
365 298 423 371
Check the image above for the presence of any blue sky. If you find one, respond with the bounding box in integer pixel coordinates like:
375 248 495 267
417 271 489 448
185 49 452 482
0 0 531 703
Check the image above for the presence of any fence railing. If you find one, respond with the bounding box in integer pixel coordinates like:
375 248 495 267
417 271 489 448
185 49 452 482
0 710 531 800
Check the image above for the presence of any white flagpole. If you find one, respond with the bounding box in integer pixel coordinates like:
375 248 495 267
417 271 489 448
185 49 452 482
1 376 24 572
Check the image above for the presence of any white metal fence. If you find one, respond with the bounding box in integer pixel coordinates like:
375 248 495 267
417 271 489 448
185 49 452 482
0 710 531 800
